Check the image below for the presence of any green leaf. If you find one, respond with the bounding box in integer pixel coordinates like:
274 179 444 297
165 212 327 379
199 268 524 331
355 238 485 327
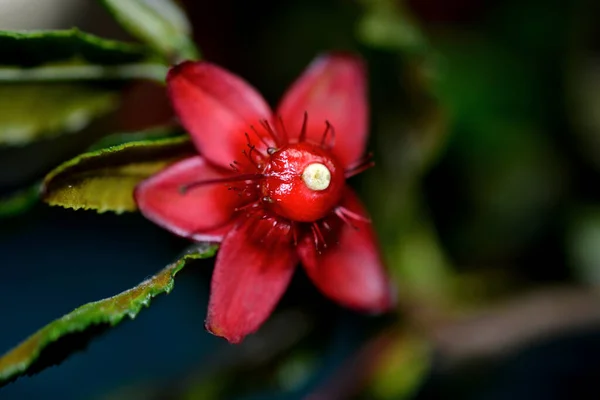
0 63 168 83
100 0 199 61
87 124 184 151
0 84 119 147
0 244 218 387
0 184 39 218
0 28 149 67
42 136 195 213
0 29 166 83
0 127 184 218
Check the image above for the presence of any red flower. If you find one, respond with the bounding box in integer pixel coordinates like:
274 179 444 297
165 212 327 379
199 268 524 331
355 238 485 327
135 53 394 343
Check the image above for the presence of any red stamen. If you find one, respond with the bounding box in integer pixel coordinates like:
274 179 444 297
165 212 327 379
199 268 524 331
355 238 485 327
334 206 371 230
335 210 357 230
298 111 308 142
234 201 260 213
244 133 265 163
259 119 282 147
242 145 265 171
250 126 271 149
261 220 279 243
259 219 295 252
291 222 298 245
179 173 265 194
243 211 266 239
311 222 327 252
277 115 289 144
320 120 336 150
344 153 375 178
244 133 266 161
345 161 375 178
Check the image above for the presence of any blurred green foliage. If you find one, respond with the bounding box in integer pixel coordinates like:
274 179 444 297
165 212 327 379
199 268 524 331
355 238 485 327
100 0 199 61
0 84 118 147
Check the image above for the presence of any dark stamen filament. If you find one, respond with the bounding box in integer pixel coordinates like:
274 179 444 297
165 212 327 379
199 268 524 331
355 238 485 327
244 133 266 161
291 222 298 245
241 143 265 172
250 126 271 149
311 222 327 251
298 111 308 142
234 201 260 213
320 120 336 149
277 115 289 144
261 220 279 244
345 153 375 178
260 119 282 146
335 206 371 230
335 209 358 230
179 173 266 194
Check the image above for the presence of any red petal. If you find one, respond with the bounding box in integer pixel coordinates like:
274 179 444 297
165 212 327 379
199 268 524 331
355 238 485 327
135 156 250 242
206 215 297 343
297 189 394 313
276 53 369 168
167 61 275 169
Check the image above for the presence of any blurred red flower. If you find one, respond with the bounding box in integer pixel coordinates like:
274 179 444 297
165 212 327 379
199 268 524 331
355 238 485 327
135 53 394 343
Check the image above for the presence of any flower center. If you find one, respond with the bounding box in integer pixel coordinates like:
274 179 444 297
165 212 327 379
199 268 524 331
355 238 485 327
302 163 331 191
260 142 344 222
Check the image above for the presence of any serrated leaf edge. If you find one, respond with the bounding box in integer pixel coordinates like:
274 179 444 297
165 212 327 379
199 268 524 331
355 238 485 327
0 245 217 384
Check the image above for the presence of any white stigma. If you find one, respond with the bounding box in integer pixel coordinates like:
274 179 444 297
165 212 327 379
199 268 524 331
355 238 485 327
302 163 331 191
